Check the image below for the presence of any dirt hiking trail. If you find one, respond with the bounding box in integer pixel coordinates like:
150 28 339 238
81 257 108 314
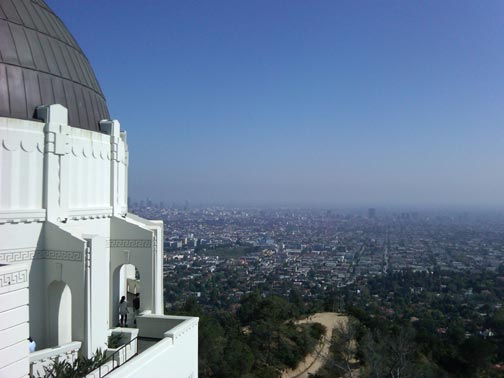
281 312 348 378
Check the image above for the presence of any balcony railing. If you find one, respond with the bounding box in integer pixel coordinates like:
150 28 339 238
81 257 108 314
31 316 198 378
87 337 138 378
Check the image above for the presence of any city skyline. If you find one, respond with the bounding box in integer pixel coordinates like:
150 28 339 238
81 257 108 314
47 1 504 206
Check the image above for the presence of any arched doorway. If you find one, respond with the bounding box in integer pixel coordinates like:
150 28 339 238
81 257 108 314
47 281 72 346
112 264 140 327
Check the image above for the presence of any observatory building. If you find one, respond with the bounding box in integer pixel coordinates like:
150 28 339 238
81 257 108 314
0 1 198 377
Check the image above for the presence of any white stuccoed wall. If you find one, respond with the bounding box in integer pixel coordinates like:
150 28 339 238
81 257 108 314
0 263 30 378
0 104 178 378
0 118 45 215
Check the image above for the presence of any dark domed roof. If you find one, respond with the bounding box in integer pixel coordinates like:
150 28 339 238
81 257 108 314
0 0 109 131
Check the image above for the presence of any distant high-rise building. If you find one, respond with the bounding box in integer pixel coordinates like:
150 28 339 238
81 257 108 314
368 208 376 219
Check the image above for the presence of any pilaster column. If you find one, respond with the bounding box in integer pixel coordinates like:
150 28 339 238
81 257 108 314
152 222 164 314
100 120 121 216
37 105 70 223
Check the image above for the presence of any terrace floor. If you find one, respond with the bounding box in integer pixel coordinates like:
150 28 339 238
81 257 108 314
137 337 161 354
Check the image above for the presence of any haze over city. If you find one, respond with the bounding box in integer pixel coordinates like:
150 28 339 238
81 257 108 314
2 1 504 376
47 1 504 206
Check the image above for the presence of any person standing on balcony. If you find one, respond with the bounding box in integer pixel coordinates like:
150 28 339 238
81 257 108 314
118 296 129 327
28 337 36 353
133 293 140 325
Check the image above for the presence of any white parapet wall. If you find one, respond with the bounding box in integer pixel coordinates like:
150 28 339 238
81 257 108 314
29 341 82 377
107 315 199 378
0 106 128 224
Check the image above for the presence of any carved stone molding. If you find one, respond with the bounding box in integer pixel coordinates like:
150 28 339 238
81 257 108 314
1 138 44 153
0 249 83 263
71 144 110 160
152 234 158 253
0 269 28 287
35 250 83 262
109 239 152 248
0 249 34 263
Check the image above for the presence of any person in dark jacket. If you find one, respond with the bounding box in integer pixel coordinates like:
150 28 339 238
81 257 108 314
133 293 140 325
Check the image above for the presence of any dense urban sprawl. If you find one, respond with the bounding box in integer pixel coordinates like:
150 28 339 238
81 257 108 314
130 203 504 308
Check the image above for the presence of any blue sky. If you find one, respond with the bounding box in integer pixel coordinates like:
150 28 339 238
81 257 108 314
47 1 504 207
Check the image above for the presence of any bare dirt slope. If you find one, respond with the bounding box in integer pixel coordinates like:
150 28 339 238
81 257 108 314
281 312 348 378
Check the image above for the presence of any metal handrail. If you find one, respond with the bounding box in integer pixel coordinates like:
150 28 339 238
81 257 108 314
98 336 138 377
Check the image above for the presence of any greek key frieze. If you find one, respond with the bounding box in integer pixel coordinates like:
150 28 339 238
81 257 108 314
34 250 83 261
0 249 83 263
0 249 35 263
109 239 152 248
0 269 28 287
